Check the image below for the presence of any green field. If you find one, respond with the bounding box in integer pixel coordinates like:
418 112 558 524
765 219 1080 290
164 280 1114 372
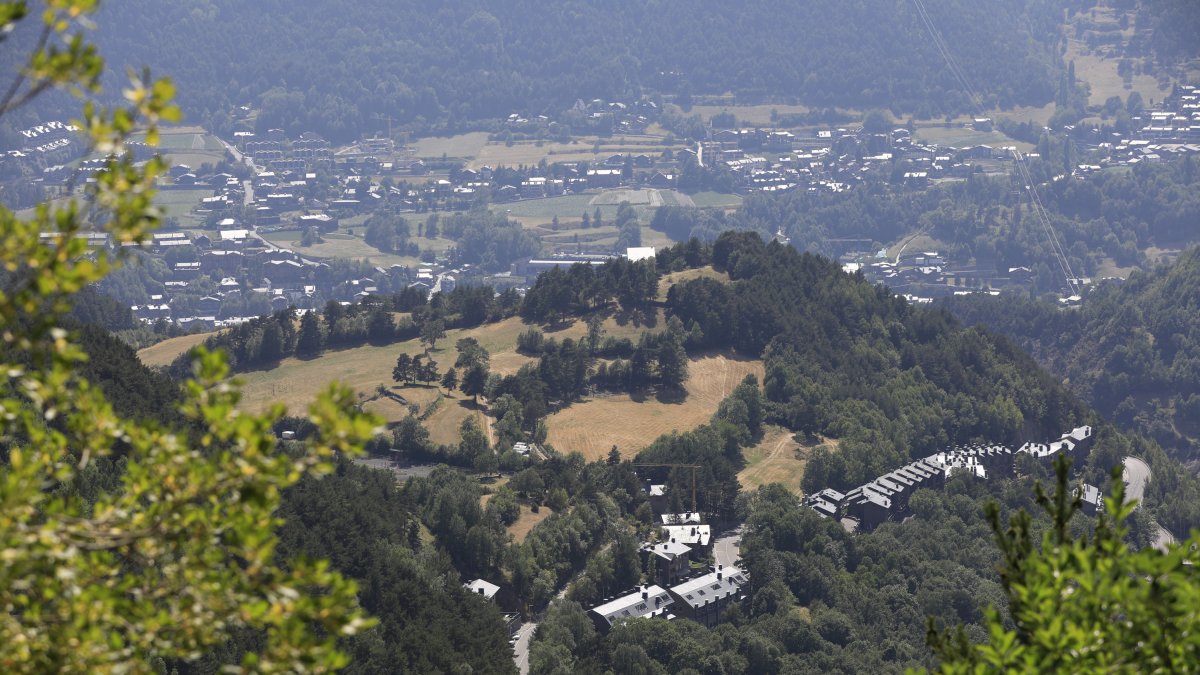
689 103 814 126
689 191 743 208
154 189 213 220
262 229 455 266
914 125 1034 152
412 132 491 160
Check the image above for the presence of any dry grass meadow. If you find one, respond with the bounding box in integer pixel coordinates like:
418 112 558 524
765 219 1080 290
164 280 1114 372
543 353 764 461
135 263 732 450
736 426 805 493
508 504 553 543
137 332 215 368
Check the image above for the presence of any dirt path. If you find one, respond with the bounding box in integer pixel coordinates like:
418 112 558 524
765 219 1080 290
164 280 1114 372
481 402 496 446
766 433 791 461
191 133 204 149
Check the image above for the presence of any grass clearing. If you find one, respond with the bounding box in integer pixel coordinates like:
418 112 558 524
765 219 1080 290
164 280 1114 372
914 125 1033 152
153 189 214 220
361 386 442 423
227 308 670 444
137 331 215 368
689 192 743 208
689 104 811 126
424 397 487 446
508 504 553 543
1066 37 1165 108
656 267 729 302
736 426 825 494
544 353 765 461
412 132 491 160
231 316 541 412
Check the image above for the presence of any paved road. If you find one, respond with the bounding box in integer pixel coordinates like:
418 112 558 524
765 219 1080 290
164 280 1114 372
511 564 582 673
512 622 534 675
1122 456 1151 504
714 527 742 569
1122 456 1176 552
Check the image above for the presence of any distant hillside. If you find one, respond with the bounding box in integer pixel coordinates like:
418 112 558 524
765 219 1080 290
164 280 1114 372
37 0 1065 140
944 247 1200 463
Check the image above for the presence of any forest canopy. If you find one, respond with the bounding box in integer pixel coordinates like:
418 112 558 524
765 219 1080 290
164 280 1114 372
6 0 1067 140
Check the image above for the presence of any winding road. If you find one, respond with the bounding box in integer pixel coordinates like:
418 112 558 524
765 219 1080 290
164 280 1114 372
1122 456 1177 552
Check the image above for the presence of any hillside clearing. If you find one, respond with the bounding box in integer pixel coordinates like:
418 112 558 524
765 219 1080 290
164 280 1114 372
737 426 823 494
137 332 215 368
508 504 553 543
544 353 764 461
657 266 729 301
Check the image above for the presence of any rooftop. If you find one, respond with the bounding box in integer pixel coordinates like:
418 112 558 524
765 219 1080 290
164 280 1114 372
668 568 748 609
591 585 674 625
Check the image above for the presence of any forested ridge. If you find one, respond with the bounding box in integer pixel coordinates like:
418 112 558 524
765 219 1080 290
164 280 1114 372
62 232 1200 671
17 0 1064 139
944 246 1200 464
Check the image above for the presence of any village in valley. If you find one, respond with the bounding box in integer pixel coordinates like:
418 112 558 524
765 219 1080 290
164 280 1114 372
6 83 1195 332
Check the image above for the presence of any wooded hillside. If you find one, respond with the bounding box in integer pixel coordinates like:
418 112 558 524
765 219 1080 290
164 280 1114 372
65 0 1066 139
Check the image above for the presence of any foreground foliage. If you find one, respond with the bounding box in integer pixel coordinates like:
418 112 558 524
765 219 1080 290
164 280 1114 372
0 2 376 671
929 458 1200 672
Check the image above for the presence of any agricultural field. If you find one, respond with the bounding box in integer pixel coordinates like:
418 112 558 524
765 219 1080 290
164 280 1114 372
154 188 215 221
913 124 1033 151
136 331 216 368
411 132 490 160
411 131 684 169
688 191 743 209
261 229 455 267
543 353 764 461
689 103 813 126
496 188 718 253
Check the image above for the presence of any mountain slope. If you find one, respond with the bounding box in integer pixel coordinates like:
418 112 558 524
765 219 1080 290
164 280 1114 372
31 0 1064 139
944 247 1200 462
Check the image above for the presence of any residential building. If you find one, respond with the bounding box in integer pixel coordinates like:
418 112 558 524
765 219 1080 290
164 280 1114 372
589 585 675 633
667 567 748 628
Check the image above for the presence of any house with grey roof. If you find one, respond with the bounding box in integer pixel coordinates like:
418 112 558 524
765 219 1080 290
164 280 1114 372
589 585 674 632
641 540 692 587
667 566 748 628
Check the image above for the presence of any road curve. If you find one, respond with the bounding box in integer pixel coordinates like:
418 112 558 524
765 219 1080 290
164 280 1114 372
1122 456 1176 552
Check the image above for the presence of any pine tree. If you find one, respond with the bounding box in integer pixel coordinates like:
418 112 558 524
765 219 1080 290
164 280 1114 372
441 367 459 392
393 353 413 383
296 310 323 357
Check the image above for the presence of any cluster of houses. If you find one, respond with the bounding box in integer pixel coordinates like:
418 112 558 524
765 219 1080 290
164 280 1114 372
3 120 83 169
116 225 431 327
505 97 661 137
839 248 1048 303
589 507 747 634
1096 84 1200 167
698 122 1008 196
804 426 1099 531
462 500 747 637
